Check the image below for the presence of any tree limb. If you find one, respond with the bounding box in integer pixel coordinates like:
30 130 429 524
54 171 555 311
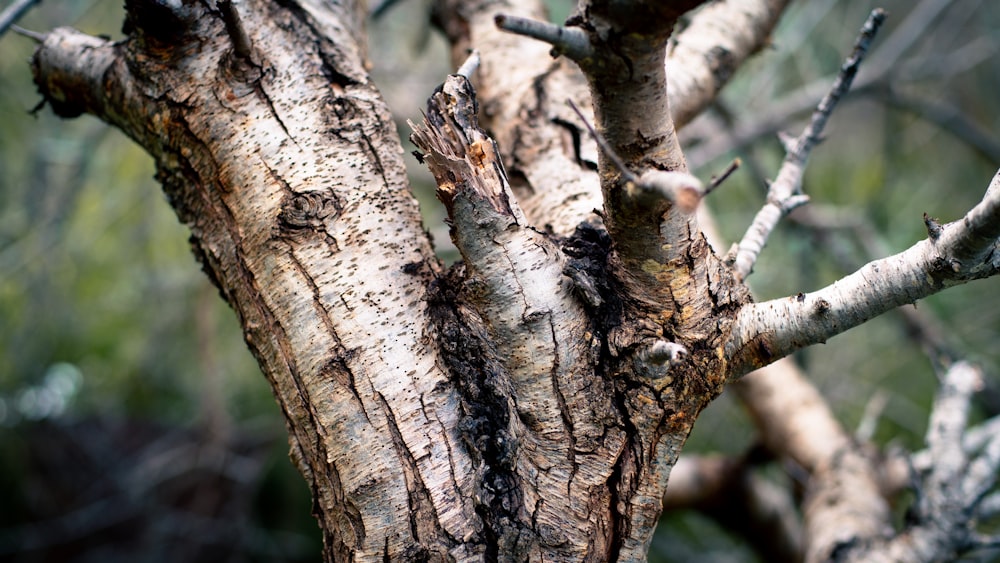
411 73 628 557
667 0 792 129
840 361 1000 562
726 168 1000 377
0 0 40 38
732 359 893 563
731 9 886 280
30 3 480 559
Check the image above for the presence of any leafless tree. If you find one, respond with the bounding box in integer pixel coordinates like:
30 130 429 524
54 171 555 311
16 0 1000 561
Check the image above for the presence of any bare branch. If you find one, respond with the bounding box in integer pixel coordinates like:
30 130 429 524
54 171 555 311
705 158 741 195
727 168 1000 377
10 24 44 42
217 0 253 61
663 452 804 563
732 9 887 279
566 98 636 183
410 74 622 557
841 362 1000 562
668 0 792 128
430 0 602 237
567 98 706 214
0 0 40 39
455 49 480 79
731 360 892 562
494 13 593 60
686 0 997 168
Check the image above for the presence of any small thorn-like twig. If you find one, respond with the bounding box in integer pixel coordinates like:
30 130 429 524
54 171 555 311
218 0 253 61
568 99 704 213
0 0 40 39
567 99 635 182
456 49 480 80
494 13 593 61
732 9 887 280
10 24 45 43
705 158 741 195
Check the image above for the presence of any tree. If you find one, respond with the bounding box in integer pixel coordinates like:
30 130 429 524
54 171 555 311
12 0 1000 561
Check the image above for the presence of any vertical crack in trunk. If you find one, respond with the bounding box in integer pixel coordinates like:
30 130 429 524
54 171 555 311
373 390 452 558
427 272 528 557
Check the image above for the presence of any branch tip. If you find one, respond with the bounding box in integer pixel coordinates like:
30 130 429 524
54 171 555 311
705 158 741 195
732 9 888 279
456 49 480 79
10 24 44 42
494 13 593 61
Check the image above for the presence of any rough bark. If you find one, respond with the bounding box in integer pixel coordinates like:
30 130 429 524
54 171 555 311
33 2 479 559
26 0 1000 561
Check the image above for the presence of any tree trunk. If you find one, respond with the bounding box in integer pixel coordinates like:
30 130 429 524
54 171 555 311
27 0 1000 561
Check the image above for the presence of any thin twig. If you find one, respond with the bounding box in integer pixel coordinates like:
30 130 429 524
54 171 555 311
731 9 886 279
568 98 703 212
11 24 44 42
705 158 741 195
566 98 636 182
494 14 593 61
0 0 40 39
456 49 480 80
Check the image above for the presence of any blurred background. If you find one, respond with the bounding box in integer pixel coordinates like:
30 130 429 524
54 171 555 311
0 0 997 561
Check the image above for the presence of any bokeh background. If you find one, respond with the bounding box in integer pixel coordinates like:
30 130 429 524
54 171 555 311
0 0 997 561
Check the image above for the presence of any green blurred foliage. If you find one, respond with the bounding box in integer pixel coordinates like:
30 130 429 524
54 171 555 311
0 0 998 561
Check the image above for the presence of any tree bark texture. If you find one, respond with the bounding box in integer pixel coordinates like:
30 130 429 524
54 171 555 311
28 0 1000 561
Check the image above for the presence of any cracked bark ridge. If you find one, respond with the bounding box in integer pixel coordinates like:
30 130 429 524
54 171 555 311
409 68 749 560
413 72 629 560
33 1 482 560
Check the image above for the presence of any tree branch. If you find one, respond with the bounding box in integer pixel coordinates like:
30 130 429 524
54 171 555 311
731 8 886 279
31 4 479 559
410 69 634 561
431 0 602 237
493 13 592 60
841 361 1000 562
0 0 40 39
667 0 792 129
726 169 1000 377
432 0 794 241
731 359 893 563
